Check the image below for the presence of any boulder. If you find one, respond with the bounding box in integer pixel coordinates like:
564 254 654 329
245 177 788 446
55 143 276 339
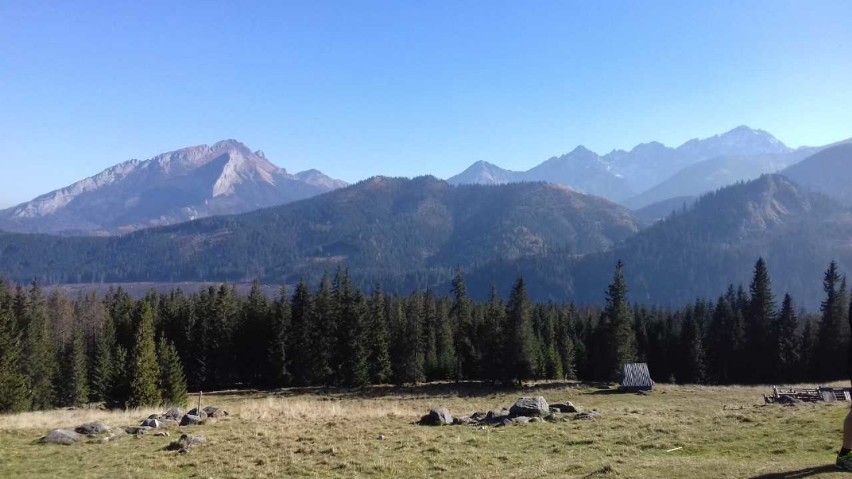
202 406 228 418
452 416 474 425
141 418 161 429
74 421 111 435
529 417 544 423
485 409 510 424
471 411 488 423
160 418 179 428
509 397 549 417
513 416 531 424
180 414 204 426
186 408 209 420
165 434 206 453
163 407 185 421
125 426 153 435
419 407 453 426
550 402 578 413
574 411 602 420
41 429 81 445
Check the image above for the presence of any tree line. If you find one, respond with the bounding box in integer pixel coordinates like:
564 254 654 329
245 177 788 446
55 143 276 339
1 258 850 413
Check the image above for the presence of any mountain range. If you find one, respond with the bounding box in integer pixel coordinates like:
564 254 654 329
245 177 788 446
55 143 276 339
0 140 345 235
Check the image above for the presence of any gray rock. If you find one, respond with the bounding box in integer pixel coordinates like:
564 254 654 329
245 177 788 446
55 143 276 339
485 409 510 424
163 407 185 420
125 426 153 435
166 434 206 453
161 418 179 427
186 408 208 420
529 417 544 423
452 416 474 425
202 406 228 418
509 397 549 417
141 418 161 429
513 416 531 424
574 411 602 420
419 407 453 426
74 421 111 435
496 418 514 427
471 411 488 423
41 429 81 445
550 402 578 413
180 414 204 426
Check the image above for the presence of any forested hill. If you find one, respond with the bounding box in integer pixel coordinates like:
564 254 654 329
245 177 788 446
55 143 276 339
465 174 852 308
0 176 639 287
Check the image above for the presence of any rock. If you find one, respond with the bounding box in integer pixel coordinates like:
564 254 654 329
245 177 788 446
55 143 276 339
165 434 206 453
452 416 474 425
513 416 531 424
377 434 386 441
147 414 161 420
160 418 179 427
419 407 453 426
154 431 170 437
202 406 228 418
163 407 185 420
125 426 153 435
180 414 204 426
530 417 544 423
496 418 514 427
550 402 578 413
471 411 488 423
509 397 549 418
485 409 510 424
41 429 81 445
141 418 161 429
186 408 209 420
74 421 111 435
574 411 602 420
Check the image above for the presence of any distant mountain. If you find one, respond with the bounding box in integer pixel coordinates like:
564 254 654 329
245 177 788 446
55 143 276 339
633 195 696 224
447 161 523 185
782 142 852 205
0 140 345 235
448 126 795 202
464 174 852 308
0 177 640 287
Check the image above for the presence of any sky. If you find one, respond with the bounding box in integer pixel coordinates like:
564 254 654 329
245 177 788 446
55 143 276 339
1 1 851 207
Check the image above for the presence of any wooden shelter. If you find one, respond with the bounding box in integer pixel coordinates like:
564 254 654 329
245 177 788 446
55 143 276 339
620 363 654 391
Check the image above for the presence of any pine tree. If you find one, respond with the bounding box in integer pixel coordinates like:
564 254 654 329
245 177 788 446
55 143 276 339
91 329 114 403
814 261 846 381
158 336 188 407
505 277 535 385
744 258 776 383
450 269 477 380
601 261 636 381
128 302 162 408
776 294 799 382
105 345 130 409
401 295 425 384
289 280 314 386
268 287 291 388
240 281 272 387
61 325 90 407
677 313 705 384
310 275 336 385
365 286 392 384
0 308 29 412
333 272 369 387
480 284 507 382
22 282 57 410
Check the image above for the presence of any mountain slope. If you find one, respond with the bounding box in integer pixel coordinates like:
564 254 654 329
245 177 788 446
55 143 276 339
0 140 345 235
465 175 852 307
447 161 523 185
0 177 640 288
782 142 852 205
522 146 634 201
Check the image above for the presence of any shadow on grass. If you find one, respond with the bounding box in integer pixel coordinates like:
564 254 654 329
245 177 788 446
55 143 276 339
749 464 842 478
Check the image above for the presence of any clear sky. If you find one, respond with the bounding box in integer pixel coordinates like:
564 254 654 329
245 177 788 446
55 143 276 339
1 1 851 207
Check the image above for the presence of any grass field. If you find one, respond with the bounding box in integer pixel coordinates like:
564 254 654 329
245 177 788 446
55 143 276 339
0 382 849 478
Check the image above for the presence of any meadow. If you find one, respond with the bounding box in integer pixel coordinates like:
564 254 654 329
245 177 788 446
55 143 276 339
0 382 848 478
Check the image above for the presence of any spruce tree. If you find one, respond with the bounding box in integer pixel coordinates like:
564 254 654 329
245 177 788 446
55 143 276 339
91 330 114 403
401 295 425 384
269 287 291 388
602 261 636 380
22 282 57 410
450 269 477 380
61 325 90 407
0 308 29 412
677 313 705 384
480 284 507 382
333 273 369 387
310 275 336 385
505 277 535 385
366 286 392 384
289 280 314 386
814 261 846 380
105 345 130 409
744 258 776 383
776 294 799 382
128 302 162 408
158 336 188 406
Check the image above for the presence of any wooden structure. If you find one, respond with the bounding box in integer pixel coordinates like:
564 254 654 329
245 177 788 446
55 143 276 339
620 363 654 391
764 385 852 404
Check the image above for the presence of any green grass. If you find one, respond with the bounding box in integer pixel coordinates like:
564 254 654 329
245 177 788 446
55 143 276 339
0 383 849 478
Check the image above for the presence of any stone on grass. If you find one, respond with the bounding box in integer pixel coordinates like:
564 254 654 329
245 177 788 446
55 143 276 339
141 418 161 429
74 421 111 435
186 408 209 420
550 402 578 413
165 434 206 453
452 416 474 425
419 407 453 426
163 407 185 421
513 416 531 424
41 429 81 445
180 414 204 426
509 397 549 418
485 409 510 424
574 411 602 420
471 411 488 423
529 417 544 423
125 426 153 435
202 406 228 418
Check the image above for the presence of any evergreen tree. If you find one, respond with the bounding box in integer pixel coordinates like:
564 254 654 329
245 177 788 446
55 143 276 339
90 327 115 403
310 275 336 385
480 284 506 382
450 269 477 380
158 336 188 406
0 308 29 412
105 345 130 409
776 294 800 381
333 272 369 387
401 295 425 384
128 302 162 408
365 286 392 384
268 287 291 388
600 261 636 380
677 313 705 383
744 258 776 383
22 282 57 410
814 261 846 381
289 280 314 386
505 277 535 385
239 281 272 387
61 325 89 406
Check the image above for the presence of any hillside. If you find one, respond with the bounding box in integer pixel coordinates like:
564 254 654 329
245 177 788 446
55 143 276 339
0 177 639 288
0 140 345 235
466 175 852 307
783 142 852 205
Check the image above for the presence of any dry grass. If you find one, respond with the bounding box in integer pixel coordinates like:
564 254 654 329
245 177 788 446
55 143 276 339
0 382 849 478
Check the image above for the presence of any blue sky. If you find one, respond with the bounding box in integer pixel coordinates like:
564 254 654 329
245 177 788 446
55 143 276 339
1 1 851 207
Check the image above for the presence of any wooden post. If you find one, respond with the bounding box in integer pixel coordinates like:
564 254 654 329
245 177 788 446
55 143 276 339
197 390 202 414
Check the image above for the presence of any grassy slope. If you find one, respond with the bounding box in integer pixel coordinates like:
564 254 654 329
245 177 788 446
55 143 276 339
0 383 847 478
